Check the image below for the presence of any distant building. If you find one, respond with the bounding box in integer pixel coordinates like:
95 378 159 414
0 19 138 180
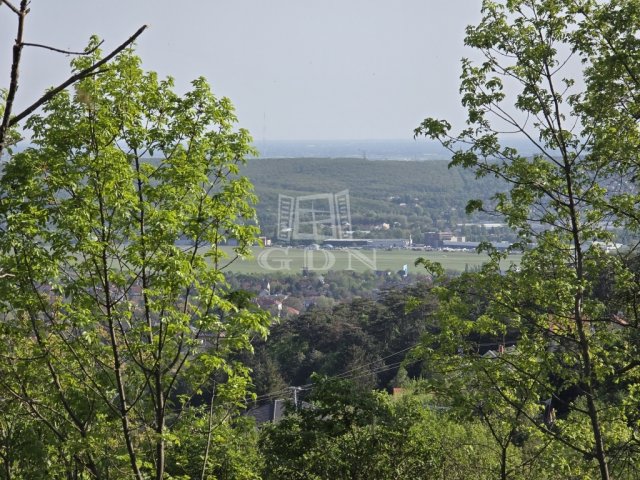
369 238 410 248
244 397 312 425
255 294 299 317
322 239 372 248
321 238 410 249
441 238 479 250
258 236 272 247
442 239 512 251
425 231 512 251
244 399 288 424
424 231 454 248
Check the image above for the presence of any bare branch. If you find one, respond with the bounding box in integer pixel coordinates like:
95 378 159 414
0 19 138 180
22 39 105 56
8 24 148 129
0 0 20 16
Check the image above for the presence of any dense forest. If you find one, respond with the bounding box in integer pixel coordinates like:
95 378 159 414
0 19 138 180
3 1 640 479
241 157 509 242
244 281 436 395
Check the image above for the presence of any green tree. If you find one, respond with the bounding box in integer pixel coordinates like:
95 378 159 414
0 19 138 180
0 43 269 479
260 376 503 480
416 1 640 479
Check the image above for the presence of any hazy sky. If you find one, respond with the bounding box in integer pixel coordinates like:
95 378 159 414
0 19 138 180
1 1 482 141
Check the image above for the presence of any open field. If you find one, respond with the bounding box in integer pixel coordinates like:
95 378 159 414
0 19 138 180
220 246 521 274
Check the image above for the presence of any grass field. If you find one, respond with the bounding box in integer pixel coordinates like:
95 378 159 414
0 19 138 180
221 246 521 274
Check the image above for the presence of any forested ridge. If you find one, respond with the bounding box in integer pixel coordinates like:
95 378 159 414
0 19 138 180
242 157 506 239
2 1 640 479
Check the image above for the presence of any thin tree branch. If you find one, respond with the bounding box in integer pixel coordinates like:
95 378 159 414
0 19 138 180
22 39 104 56
8 24 148 128
0 0 20 16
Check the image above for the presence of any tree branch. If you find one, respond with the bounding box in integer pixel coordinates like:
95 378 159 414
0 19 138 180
8 24 148 129
22 39 105 56
0 0 20 16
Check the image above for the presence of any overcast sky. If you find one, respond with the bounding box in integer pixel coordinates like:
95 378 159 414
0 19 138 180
1 1 483 141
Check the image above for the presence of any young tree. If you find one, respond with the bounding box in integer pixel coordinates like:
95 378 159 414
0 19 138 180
416 1 640 478
0 43 269 479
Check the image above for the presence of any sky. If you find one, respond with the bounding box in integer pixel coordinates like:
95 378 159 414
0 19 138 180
1 1 483 141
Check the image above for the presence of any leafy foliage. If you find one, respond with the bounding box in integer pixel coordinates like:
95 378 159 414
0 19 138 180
260 377 501 480
0 43 269 479
247 282 437 394
415 1 640 479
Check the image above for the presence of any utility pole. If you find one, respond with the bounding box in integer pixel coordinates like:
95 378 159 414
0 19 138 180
290 386 300 410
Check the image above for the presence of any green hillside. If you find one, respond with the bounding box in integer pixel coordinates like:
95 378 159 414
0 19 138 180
241 157 507 241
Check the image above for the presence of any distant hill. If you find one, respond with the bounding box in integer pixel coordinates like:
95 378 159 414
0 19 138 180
241 157 507 241
251 138 543 161
252 139 450 161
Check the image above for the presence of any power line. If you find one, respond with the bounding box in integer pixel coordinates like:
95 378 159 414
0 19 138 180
331 360 407 385
331 343 420 380
212 343 423 411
